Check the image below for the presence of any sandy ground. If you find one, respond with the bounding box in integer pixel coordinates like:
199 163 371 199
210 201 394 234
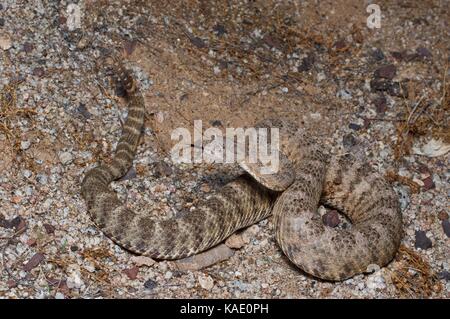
0 0 449 298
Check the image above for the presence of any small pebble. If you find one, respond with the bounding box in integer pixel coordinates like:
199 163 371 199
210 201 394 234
225 233 247 249
23 253 45 272
415 46 432 59
366 273 386 290
43 224 55 234
374 64 396 80
77 103 92 119
164 271 173 280
0 35 12 50
118 167 137 181
371 48 385 61
131 256 155 267
144 279 157 290
122 267 139 280
414 230 433 250
152 161 173 178
348 123 362 131
55 292 65 299
59 151 73 165
21 140 31 150
322 210 341 228
212 24 227 36
22 170 32 178
198 274 214 290
7 279 17 289
334 39 347 50
36 174 48 185
437 271 450 281
10 216 26 231
342 133 357 148
337 89 352 100
421 176 435 191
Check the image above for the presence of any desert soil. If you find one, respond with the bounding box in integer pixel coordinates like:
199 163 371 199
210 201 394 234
0 0 449 298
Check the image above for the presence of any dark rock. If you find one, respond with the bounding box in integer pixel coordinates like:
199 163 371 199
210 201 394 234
152 161 173 178
342 133 357 148
370 78 391 91
370 79 408 98
212 24 227 36
118 167 137 181
218 60 228 70
414 230 432 250
7 279 17 289
10 216 26 232
415 46 432 59
70 245 78 252
437 270 450 281
421 176 435 191
58 15 67 26
442 220 450 238
371 48 385 61
43 223 55 234
122 266 139 280
334 39 347 51
77 103 92 119
374 64 396 80
348 123 362 131
23 253 45 271
144 279 157 290
322 210 340 228
404 47 432 62
298 54 315 72
263 34 284 50
190 36 206 49
373 95 387 114
0 18 5 28
27 239 37 246
388 81 408 97
22 42 34 53
32 67 45 77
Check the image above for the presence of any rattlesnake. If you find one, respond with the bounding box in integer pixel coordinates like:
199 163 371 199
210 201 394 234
81 63 402 281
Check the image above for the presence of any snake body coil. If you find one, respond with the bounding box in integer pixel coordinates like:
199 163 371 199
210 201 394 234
81 65 402 280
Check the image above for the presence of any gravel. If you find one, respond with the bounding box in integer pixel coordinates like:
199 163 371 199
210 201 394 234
0 0 448 299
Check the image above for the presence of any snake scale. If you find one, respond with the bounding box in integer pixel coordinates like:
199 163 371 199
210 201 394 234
81 63 402 281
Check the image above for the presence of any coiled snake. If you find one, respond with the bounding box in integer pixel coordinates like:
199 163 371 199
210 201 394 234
81 63 402 281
